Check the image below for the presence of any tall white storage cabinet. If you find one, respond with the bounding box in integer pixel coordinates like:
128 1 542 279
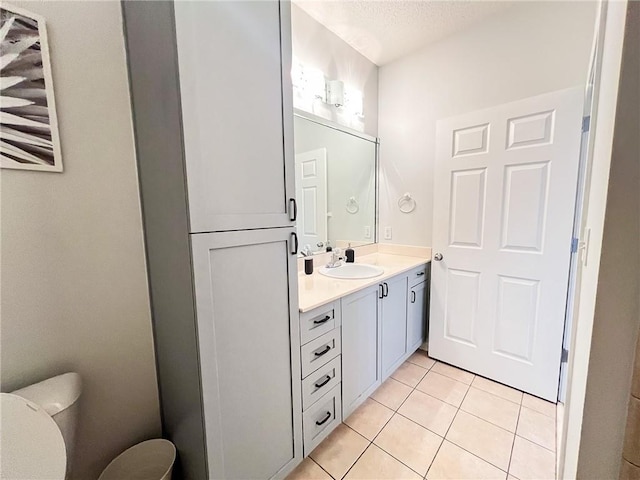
122 2 302 479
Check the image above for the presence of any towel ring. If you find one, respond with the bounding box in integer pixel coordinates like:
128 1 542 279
398 193 416 214
346 196 359 214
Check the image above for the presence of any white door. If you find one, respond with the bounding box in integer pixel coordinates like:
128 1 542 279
430 87 584 401
295 148 328 250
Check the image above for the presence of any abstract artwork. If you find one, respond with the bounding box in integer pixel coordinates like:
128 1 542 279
1 4 62 172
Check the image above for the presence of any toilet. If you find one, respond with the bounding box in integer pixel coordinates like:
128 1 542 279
1 372 82 480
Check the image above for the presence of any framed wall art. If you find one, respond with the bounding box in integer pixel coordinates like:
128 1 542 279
1 4 62 172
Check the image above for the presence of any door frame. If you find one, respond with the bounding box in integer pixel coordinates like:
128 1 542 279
559 0 628 477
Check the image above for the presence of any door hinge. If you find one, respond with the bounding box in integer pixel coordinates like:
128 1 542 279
561 347 569 363
582 115 591 133
571 237 579 253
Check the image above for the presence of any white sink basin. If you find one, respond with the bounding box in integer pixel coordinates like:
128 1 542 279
318 263 384 279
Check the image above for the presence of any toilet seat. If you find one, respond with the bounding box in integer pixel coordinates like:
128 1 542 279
0 393 66 480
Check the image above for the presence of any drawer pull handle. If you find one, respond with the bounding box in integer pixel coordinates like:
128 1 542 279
313 315 331 325
315 375 332 389
416 271 425 276
316 411 332 426
314 345 331 357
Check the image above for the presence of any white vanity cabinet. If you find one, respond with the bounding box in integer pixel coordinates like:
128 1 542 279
191 229 302 479
298 302 343 455
380 275 409 380
341 285 381 418
123 1 302 479
340 264 429 419
408 278 429 352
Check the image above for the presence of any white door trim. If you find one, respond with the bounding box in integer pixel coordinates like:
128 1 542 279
559 0 628 477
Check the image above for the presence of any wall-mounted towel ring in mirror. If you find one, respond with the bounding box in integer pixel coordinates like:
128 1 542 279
346 196 359 214
398 192 416 214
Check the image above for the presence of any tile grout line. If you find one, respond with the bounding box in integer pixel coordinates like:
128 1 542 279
339 423 373 480
366 360 438 478
309 457 336 480
422 378 473 479
506 396 524 478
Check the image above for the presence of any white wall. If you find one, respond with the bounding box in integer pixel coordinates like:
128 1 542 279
378 1 597 246
576 3 640 476
0 2 161 479
291 3 379 137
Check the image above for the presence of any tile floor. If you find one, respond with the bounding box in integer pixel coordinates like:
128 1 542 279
287 351 557 480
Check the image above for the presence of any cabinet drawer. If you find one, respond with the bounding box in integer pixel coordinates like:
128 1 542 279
302 356 342 411
303 383 342 456
301 328 341 378
408 264 428 286
300 302 339 345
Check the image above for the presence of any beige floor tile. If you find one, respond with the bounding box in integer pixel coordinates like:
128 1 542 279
516 407 556 451
522 393 556 418
374 414 443 476
509 436 555 480
407 350 436 369
446 410 514 471
391 361 429 387
472 376 523 404
417 371 470 407
310 423 369 479
371 377 413 411
398 390 457 436
460 387 520 432
286 458 332 480
344 398 394 441
345 444 422 480
427 441 507 480
431 362 475 385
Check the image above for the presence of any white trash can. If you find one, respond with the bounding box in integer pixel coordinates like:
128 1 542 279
98 439 176 480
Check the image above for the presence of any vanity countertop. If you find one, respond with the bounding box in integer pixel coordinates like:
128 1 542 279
298 253 430 312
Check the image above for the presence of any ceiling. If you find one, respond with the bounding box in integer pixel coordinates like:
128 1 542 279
293 1 515 66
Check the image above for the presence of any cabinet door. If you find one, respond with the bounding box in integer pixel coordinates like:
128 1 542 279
341 285 380 418
191 228 302 479
380 275 409 380
408 281 427 353
175 1 295 233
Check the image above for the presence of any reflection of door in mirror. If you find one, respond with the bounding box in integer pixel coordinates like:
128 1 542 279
295 148 328 250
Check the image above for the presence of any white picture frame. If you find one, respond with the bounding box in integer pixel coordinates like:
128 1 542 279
1 3 63 172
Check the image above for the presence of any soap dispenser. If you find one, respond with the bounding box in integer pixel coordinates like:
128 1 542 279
345 243 355 263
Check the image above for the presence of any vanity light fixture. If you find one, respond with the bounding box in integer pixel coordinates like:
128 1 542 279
291 60 364 118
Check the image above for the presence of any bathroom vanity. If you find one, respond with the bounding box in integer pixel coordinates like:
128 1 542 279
296 253 430 455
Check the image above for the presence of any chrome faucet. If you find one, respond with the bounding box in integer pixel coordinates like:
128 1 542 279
326 248 343 268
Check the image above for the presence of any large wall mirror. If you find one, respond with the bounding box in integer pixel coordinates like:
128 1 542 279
294 111 378 255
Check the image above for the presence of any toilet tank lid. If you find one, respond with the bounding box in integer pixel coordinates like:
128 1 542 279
0 393 67 480
11 372 82 416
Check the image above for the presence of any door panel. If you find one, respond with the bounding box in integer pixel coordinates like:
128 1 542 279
500 162 550 252
444 269 480 347
191 228 302 479
449 168 487 248
430 87 584 400
295 148 328 249
175 1 295 232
